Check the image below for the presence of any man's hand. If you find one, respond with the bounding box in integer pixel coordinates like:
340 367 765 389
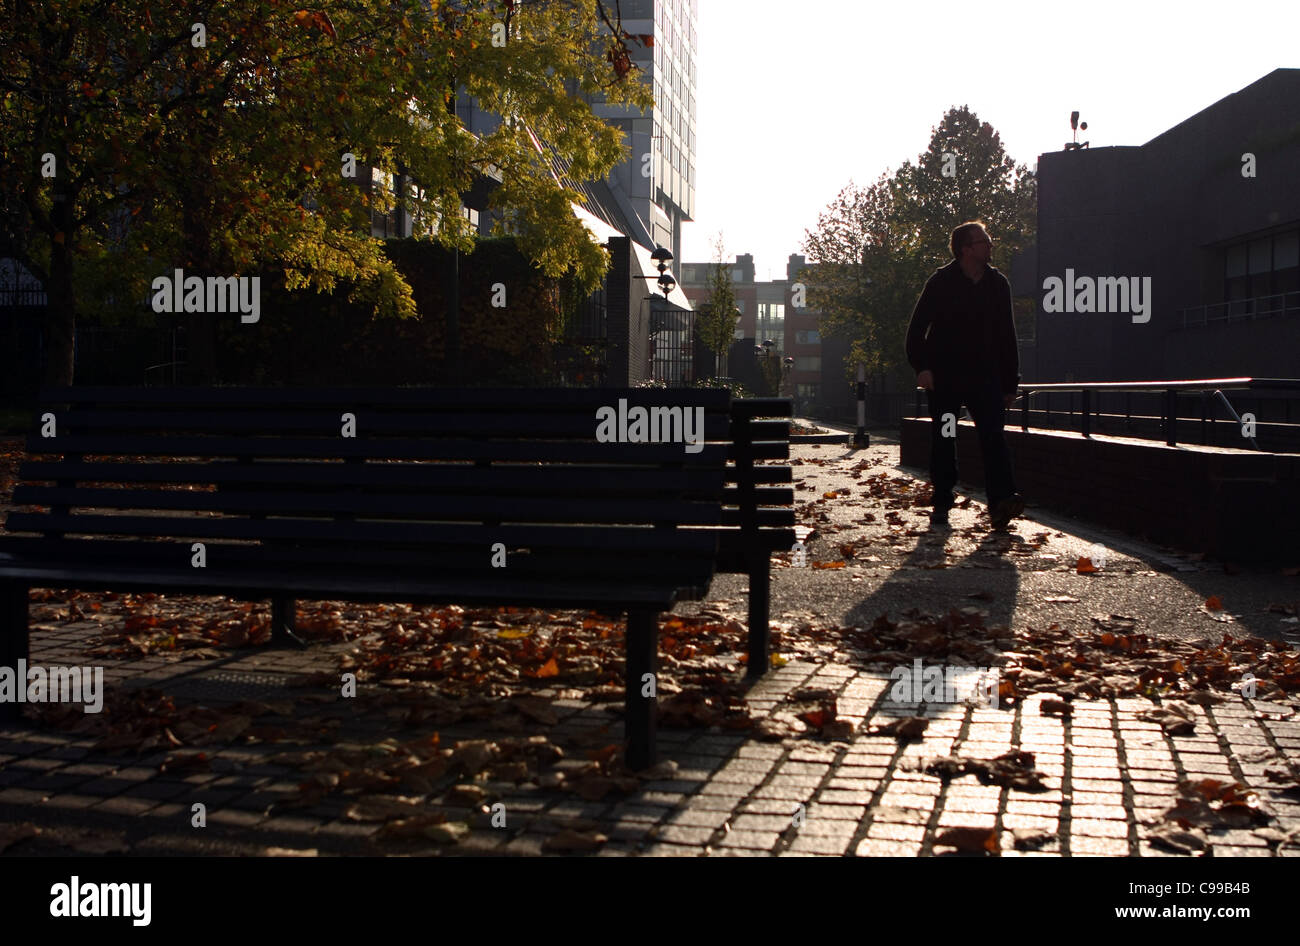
917 370 934 391
1003 391 1018 409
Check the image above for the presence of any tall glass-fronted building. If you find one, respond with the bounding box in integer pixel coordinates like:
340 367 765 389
590 0 697 265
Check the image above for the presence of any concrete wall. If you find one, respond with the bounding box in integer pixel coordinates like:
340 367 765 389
1033 69 1300 383
900 417 1300 561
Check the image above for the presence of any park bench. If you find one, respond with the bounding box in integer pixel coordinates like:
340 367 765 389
0 387 793 767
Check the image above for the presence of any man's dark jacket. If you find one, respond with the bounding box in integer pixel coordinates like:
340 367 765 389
905 260 1020 394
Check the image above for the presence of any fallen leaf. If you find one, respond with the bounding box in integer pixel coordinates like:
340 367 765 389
1205 595 1224 611
935 826 999 854
542 830 607 853
1076 557 1097 574
1146 823 1208 854
1138 702 1196 735
1040 699 1072 717
424 822 469 844
871 716 929 740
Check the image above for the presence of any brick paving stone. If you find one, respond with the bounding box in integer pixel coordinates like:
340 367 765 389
634 791 688 807
1069 818 1130 839
689 790 753 809
652 825 714 845
0 787 48 805
1068 804 1128 821
856 837 922 856
877 792 940 811
260 814 321 835
738 798 803 815
1005 800 1062 817
937 810 996 829
807 802 867 821
715 829 780 850
1001 814 1059 832
778 761 832 777
1070 765 1123 780
824 777 881 794
867 805 928 824
837 765 889 780
606 804 669 823
941 794 1001 814
1070 790 1124 806
123 780 192 801
1071 836 1131 855
92 796 158 816
641 842 704 857
314 822 379 841
38 793 100 811
761 774 822 791
732 812 797 833
868 821 930 842
789 833 854 855
735 745 784 760
797 818 859 838
816 788 874 805
718 758 780 776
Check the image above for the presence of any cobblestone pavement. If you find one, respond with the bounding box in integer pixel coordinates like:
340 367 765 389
2 432 1298 857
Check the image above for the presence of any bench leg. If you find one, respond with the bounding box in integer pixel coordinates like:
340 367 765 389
270 595 307 648
1 582 30 722
747 552 771 680
625 608 658 771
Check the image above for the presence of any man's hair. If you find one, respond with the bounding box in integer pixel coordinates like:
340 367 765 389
951 221 988 259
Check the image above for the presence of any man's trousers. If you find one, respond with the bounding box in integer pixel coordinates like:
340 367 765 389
927 387 1017 510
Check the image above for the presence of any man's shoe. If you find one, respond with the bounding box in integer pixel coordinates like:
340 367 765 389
989 494 1025 530
930 507 951 529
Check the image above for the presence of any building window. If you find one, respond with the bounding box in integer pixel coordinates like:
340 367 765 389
1223 230 1300 302
794 356 821 372
796 329 821 344
796 383 820 401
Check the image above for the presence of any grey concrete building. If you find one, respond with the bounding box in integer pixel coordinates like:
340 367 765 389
1027 68 1300 384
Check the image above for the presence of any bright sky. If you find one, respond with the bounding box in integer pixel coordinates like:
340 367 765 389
678 0 1300 280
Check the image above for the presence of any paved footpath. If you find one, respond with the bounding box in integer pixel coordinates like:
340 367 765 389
1 428 1298 857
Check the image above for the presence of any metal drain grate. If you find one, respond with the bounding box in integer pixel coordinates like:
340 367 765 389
138 670 293 702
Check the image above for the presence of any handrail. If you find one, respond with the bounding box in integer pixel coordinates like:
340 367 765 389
911 377 1300 448
1180 292 1300 328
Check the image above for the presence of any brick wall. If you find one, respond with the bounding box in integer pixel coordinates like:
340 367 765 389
900 418 1300 561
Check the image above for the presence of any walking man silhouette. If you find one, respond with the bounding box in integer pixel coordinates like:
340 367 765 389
905 221 1024 530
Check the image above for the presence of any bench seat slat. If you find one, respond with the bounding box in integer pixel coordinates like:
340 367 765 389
40 386 734 410
52 409 734 440
19 460 731 493
1 514 725 551
28 435 731 465
0 562 707 611
12 486 730 525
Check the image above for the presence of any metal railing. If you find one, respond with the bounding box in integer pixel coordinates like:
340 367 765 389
913 377 1300 448
1179 292 1300 328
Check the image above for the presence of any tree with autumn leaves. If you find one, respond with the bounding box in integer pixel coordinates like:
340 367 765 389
801 106 1037 389
0 0 654 385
